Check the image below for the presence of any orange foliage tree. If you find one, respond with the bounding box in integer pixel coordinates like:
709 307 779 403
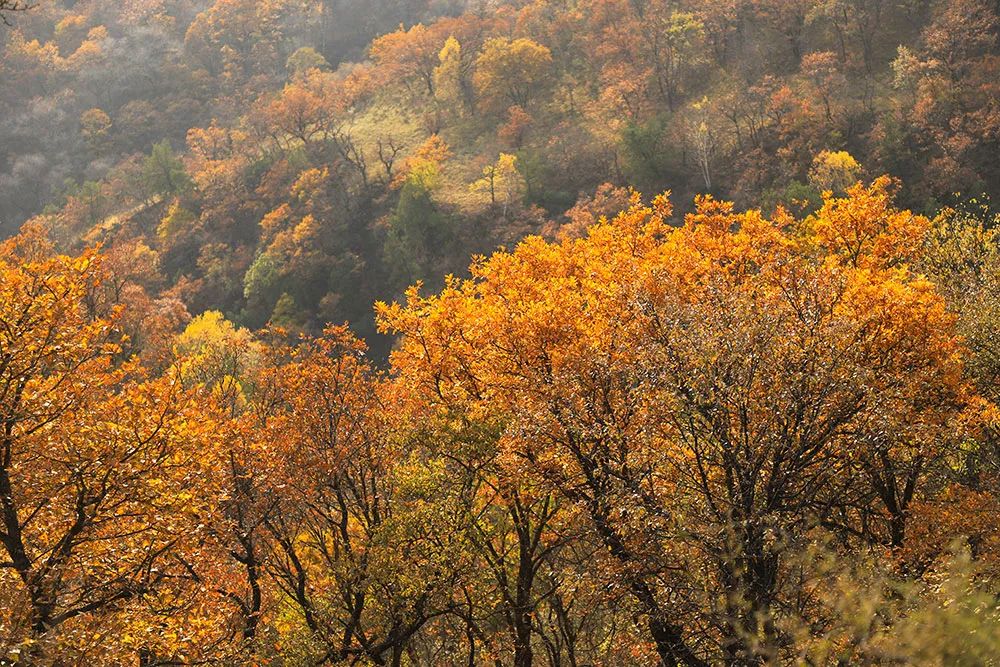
0 230 219 663
379 178 968 665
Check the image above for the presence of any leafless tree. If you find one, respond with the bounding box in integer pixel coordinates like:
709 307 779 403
0 1 33 26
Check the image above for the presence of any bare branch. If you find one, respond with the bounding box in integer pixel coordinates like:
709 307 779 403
0 1 34 27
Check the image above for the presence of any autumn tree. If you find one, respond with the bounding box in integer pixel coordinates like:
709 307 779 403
0 229 216 662
370 22 444 96
286 46 329 76
801 51 846 123
79 108 112 154
379 179 967 665
810 0 890 74
682 97 723 190
433 36 465 113
388 356 568 667
170 312 281 654
808 149 861 193
473 37 554 115
923 0 998 82
470 153 525 217
748 0 814 61
252 69 341 153
647 7 706 111
914 205 1000 556
184 0 298 80
259 327 465 665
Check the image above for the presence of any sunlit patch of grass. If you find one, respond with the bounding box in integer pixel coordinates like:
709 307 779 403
339 89 428 180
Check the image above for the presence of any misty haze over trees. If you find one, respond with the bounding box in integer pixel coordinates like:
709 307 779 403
3 0 1000 665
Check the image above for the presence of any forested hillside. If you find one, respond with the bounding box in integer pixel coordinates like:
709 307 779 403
3 0 999 348
3 0 1000 665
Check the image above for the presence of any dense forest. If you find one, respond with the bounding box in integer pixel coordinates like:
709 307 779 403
3 0 1000 665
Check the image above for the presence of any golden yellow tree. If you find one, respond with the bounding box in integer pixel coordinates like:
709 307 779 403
473 37 554 115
